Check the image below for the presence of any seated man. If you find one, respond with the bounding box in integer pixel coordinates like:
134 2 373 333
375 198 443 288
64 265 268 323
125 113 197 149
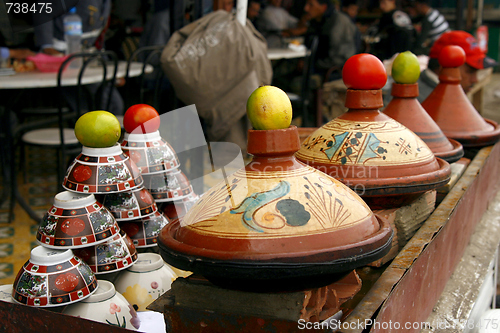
417 30 498 103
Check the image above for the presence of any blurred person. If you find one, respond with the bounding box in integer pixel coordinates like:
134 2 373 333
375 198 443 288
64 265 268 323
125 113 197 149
304 0 358 81
257 0 300 47
247 0 262 26
369 0 414 61
417 30 498 103
412 0 449 55
222 0 235 12
341 0 362 53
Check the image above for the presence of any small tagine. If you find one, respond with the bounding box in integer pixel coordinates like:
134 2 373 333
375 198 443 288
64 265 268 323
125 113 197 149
296 54 451 208
158 86 393 290
421 45 500 147
383 51 463 163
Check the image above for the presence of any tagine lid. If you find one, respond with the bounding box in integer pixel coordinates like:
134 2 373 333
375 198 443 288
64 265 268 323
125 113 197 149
295 54 450 199
158 126 393 285
383 82 464 163
420 45 500 147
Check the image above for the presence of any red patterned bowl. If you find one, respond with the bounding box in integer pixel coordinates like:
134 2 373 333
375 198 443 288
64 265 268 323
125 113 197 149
119 211 171 248
73 230 138 274
98 187 157 221
63 144 143 194
37 191 120 249
121 131 180 174
12 246 97 307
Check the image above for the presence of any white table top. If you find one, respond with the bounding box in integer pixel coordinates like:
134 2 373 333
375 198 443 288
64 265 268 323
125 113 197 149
0 62 148 89
267 46 308 61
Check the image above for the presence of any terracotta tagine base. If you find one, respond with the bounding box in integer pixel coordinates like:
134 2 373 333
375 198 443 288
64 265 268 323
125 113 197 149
296 90 451 209
158 126 393 291
384 82 463 163
421 66 500 148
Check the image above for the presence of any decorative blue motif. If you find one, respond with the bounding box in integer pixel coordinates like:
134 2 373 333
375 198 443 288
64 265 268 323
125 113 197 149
231 181 291 232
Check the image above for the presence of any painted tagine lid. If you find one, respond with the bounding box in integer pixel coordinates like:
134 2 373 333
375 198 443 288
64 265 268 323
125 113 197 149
421 45 500 147
295 54 451 208
383 82 464 163
158 126 393 290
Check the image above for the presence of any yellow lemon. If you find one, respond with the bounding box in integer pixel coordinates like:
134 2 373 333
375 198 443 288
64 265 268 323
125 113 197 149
391 51 421 84
246 85 292 130
74 110 121 148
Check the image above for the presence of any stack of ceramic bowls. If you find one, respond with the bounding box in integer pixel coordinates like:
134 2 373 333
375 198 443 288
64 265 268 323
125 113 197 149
98 186 170 248
36 191 138 276
121 130 198 229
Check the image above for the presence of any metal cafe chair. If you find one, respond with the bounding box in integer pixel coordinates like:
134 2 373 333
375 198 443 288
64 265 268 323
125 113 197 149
9 50 118 222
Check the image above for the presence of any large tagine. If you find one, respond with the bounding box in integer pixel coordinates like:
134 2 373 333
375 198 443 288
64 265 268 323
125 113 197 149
295 54 451 208
421 45 500 147
158 125 393 290
383 52 463 163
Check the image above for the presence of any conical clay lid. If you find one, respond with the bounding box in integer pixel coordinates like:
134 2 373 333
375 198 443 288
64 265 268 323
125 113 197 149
421 45 500 147
384 82 464 163
296 54 451 208
158 126 392 290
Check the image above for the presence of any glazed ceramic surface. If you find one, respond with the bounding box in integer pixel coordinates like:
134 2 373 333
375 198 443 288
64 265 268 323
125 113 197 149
121 131 180 174
118 211 170 248
100 187 157 221
142 169 193 202
12 246 97 307
63 280 141 330
37 191 120 248
0 285 13 303
73 230 138 274
63 144 143 194
383 82 463 163
114 253 177 311
295 90 450 207
158 126 393 287
421 59 500 147
159 192 199 222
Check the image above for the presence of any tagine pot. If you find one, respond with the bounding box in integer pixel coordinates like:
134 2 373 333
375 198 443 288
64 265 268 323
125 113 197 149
383 82 464 163
421 47 500 148
158 126 393 291
295 56 451 209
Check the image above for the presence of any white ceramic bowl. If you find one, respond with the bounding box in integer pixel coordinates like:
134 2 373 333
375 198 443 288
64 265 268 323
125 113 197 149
37 191 120 249
63 280 141 331
114 253 177 311
99 187 157 221
0 284 13 303
73 230 138 274
118 211 171 248
121 131 180 174
63 144 143 194
12 246 97 307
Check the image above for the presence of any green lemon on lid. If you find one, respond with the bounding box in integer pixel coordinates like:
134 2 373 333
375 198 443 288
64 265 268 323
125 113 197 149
74 110 121 148
246 85 292 130
392 51 421 84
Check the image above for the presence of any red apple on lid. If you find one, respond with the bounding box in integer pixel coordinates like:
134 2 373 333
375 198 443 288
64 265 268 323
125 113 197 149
123 104 161 134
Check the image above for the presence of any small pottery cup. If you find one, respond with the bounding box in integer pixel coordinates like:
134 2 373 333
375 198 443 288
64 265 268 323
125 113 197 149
63 144 143 194
0 284 13 303
142 169 193 203
12 246 97 307
159 192 199 222
37 191 120 249
98 187 157 221
114 253 177 311
121 131 180 174
118 211 171 248
63 280 141 331
73 230 138 274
